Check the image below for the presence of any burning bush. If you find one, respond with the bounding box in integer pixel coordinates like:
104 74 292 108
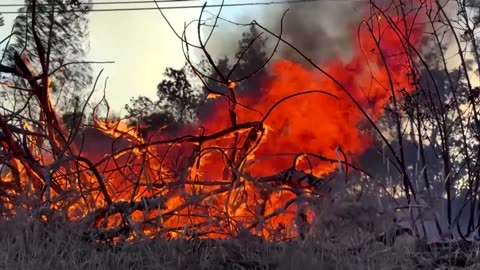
2 0 480 247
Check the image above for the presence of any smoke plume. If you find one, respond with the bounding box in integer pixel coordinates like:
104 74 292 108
266 0 366 64
203 0 367 67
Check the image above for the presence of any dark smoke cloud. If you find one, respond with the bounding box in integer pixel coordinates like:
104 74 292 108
266 0 366 65
203 0 367 67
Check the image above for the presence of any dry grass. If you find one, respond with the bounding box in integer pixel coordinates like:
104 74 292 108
1 211 480 270
1 192 478 270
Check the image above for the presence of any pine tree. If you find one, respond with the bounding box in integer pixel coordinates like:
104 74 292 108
198 25 271 121
3 0 93 117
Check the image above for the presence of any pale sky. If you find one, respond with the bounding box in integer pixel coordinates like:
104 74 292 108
4 1 475 116
0 0 261 115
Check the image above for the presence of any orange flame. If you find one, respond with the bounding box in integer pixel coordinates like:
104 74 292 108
0 0 429 241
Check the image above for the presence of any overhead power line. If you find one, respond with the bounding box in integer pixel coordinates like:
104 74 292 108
0 0 199 7
0 0 366 13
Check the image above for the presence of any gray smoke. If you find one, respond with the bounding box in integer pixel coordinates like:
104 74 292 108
266 0 366 64
202 0 367 67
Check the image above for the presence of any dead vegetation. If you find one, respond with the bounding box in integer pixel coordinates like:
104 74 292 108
0 206 479 270
2 0 480 268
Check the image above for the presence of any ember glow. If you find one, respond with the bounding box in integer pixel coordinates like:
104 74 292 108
0 0 428 242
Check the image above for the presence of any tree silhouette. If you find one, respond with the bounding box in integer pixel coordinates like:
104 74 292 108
2 0 93 118
197 25 271 122
232 24 271 96
125 25 271 136
202 25 270 96
61 94 85 130
125 64 201 136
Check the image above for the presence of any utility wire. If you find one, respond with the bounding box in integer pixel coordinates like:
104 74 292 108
0 0 366 13
0 0 199 7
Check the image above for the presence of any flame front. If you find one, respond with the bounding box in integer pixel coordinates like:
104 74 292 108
0 0 428 241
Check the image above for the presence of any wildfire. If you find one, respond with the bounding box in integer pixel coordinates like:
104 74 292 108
0 0 429 242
